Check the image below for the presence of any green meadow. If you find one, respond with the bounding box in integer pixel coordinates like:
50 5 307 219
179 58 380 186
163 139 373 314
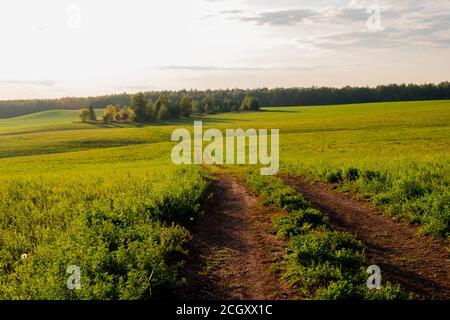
0 100 448 299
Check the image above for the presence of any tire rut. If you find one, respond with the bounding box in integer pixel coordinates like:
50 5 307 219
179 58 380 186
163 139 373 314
282 175 450 299
177 173 298 300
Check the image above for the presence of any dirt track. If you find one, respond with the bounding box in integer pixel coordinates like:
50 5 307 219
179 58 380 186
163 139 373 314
282 176 450 299
177 174 298 300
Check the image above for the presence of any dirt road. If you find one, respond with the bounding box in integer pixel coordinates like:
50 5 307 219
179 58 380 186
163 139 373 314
178 174 298 300
282 176 450 299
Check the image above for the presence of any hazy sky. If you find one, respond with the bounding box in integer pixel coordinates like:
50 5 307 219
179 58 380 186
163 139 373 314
0 0 449 99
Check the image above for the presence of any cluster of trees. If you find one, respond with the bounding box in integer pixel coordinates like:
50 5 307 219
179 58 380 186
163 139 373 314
79 105 98 122
79 104 136 123
2 82 450 119
85 93 261 123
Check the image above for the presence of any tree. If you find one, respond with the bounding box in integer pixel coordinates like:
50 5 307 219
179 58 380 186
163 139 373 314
130 93 147 122
128 107 136 122
191 100 202 114
145 99 155 121
248 96 261 111
240 96 261 111
222 98 232 112
179 95 192 117
102 105 118 123
202 96 212 113
79 108 89 122
3 83 450 119
117 107 131 122
154 95 175 119
156 104 171 120
240 96 250 111
88 105 97 121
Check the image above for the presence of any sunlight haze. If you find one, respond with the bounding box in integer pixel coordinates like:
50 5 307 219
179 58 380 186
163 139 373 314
0 0 449 99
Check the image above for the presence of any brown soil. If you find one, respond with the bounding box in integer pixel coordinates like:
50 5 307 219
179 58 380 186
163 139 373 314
282 175 450 300
177 173 299 300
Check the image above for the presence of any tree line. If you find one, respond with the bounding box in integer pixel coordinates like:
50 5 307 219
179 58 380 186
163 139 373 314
1 82 449 119
80 93 262 123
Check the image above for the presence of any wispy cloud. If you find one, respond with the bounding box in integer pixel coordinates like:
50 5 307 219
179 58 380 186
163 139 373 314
114 84 157 91
299 12 450 49
231 9 315 26
219 2 450 49
158 65 327 72
0 80 61 87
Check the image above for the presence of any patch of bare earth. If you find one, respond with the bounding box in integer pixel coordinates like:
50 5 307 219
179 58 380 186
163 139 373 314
177 174 299 300
282 175 450 300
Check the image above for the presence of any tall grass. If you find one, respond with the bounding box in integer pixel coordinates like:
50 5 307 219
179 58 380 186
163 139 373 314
307 160 450 238
0 166 211 299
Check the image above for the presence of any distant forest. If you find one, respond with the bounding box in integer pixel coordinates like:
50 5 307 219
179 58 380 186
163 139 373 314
0 82 449 119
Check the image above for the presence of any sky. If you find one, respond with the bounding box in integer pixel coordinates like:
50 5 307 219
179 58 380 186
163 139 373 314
0 0 449 100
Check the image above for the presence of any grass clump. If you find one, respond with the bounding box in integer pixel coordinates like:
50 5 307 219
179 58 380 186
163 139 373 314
247 174 310 211
273 208 329 239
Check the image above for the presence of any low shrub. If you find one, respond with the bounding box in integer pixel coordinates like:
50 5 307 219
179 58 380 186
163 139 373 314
273 208 329 239
288 230 366 276
343 167 360 181
246 173 310 210
325 169 343 183
315 280 364 300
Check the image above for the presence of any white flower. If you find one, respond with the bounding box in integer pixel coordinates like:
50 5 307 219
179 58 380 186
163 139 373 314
21 253 28 260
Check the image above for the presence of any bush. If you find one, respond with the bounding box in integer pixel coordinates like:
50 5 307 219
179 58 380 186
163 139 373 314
246 173 310 211
284 261 344 297
316 280 364 300
326 169 343 183
393 178 426 200
288 230 366 274
273 208 329 239
344 167 359 181
316 280 410 300
363 283 411 300
362 169 384 182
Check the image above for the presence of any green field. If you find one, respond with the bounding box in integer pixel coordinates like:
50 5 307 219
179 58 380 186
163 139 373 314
0 110 82 128
0 100 449 299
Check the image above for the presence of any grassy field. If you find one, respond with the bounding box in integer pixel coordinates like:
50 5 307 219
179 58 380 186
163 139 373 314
0 100 448 299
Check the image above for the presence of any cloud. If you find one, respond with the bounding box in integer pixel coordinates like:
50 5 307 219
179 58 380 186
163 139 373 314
299 30 404 50
212 2 450 50
0 80 61 86
114 84 157 91
221 9 244 15
158 65 326 72
299 12 450 50
232 9 315 26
